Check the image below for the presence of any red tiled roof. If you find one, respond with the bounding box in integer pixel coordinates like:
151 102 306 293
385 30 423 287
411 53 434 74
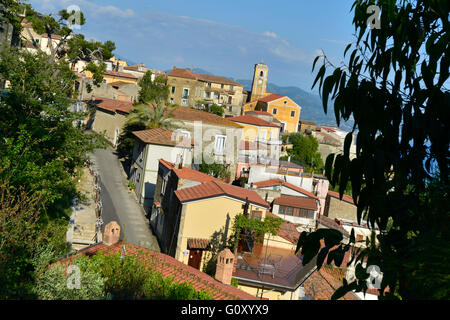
170 106 242 128
247 110 273 116
168 67 243 86
41 33 62 40
253 179 318 199
266 212 300 245
132 128 193 148
317 215 350 237
63 242 257 300
109 81 132 88
300 120 316 125
228 115 281 128
175 180 270 209
168 67 198 80
159 159 221 184
258 93 286 103
273 195 318 211
90 97 134 114
303 266 359 300
328 191 354 204
187 238 210 250
104 70 138 80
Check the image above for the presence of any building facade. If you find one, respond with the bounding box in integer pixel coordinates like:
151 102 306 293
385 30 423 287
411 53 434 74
167 67 246 116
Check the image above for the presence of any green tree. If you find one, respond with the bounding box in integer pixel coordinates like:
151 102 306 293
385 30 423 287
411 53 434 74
138 71 170 104
117 103 181 160
283 133 324 173
199 155 230 180
297 0 450 300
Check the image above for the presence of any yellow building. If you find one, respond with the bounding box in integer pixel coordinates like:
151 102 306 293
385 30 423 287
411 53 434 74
103 70 139 85
227 115 281 142
151 159 270 271
245 63 301 133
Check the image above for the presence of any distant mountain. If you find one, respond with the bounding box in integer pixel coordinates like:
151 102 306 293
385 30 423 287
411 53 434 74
158 63 353 130
237 79 354 131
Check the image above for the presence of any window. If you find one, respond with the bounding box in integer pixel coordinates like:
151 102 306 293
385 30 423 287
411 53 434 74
207 82 212 87
284 101 287 105
182 99 188 106
171 86 176 94
221 84 224 89
272 108 277 115
205 91 211 99
170 98 174 104
251 211 262 220
137 173 141 183
228 106 232 112
182 88 189 99
228 96 233 104
214 135 226 155
214 92 219 99
260 71 264 77
291 111 295 117
230 85 233 91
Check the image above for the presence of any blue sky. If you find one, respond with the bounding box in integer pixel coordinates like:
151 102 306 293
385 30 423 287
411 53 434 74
30 0 356 91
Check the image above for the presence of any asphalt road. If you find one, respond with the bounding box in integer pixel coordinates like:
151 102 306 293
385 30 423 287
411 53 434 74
90 147 160 252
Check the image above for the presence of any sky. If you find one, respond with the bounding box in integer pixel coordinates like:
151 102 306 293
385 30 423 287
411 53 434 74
30 0 357 91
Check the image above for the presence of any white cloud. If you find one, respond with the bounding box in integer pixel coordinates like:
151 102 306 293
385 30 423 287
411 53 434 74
263 31 278 38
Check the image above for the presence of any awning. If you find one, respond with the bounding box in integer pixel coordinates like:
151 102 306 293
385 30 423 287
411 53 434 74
187 238 210 250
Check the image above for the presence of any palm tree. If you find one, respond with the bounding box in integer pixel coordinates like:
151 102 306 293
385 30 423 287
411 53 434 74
125 100 181 130
117 100 182 162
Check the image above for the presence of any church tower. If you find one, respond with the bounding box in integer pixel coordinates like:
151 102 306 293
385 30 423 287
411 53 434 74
250 62 268 102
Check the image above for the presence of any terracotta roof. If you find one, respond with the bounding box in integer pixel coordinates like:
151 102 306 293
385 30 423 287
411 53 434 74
175 180 270 209
41 33 62 40
167 67 243 86
170 106 243 128
266 212 300 245
258 93 286 103
273 195 318 211
317 215 350 237
300 120 316 125
109 81 133 88
316 132 341 144
228 115 281 128
168 67 198 80
253 179 318 199
303 266 359 300
90 97 134 114
327 191 355 204
104 70 138 80
246 110 273 117
64 242 257 300
159 159 221 184
132 128 193 148
187 238 210 250
196 73 243 87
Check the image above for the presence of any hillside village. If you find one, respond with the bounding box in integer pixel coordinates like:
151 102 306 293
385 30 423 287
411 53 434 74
2 2 425 303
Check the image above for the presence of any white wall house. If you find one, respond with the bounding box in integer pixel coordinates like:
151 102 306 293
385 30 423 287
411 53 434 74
130 128 193 212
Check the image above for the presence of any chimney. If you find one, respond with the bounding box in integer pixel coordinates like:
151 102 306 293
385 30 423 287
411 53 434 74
215 248 235 285
103 221 120 245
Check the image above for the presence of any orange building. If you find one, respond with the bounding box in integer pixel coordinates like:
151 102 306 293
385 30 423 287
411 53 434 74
245 63 301 133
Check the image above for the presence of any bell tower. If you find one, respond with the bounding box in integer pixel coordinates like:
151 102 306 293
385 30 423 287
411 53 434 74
250 62 268 102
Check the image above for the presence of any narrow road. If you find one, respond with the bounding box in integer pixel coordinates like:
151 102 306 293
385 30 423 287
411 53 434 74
90 147 160 252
